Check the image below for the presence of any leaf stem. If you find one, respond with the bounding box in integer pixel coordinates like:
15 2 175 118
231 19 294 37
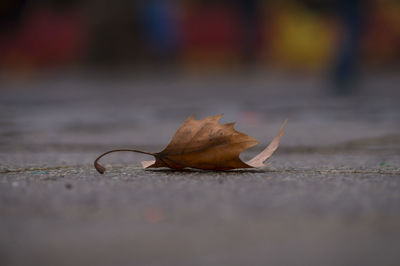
94 149 154 174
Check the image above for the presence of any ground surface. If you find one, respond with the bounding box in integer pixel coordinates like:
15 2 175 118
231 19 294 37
1 70 400 266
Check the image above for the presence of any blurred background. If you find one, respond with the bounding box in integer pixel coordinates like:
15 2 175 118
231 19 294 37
1 0 399 76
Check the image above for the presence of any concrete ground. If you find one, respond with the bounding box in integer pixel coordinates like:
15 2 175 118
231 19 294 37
1 70 400 266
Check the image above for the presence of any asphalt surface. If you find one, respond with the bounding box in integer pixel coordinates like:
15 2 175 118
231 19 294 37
1 70 400 266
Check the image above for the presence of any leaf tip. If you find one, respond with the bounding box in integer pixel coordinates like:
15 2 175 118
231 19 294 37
212 113 223 121
279 119 288 134
245 119 288 168
141 160 156 168
224 122 236 128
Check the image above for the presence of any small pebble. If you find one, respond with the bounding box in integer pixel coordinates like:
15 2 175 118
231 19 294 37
11 181 19 187
30 171 47 175
65 183 72 189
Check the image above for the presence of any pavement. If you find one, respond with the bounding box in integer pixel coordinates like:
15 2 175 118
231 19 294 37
1 69 400 266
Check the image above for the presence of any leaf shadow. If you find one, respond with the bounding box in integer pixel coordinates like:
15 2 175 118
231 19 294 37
145 168 270 174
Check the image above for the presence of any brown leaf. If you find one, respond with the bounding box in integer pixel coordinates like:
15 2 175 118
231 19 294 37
94 114 286 173
141 115 286 170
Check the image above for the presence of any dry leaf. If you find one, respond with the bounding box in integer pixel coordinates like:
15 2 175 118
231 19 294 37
94 114 286 173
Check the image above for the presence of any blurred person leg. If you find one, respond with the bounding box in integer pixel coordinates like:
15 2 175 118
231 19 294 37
0 0 27 31
331 0 366 95
138 0 179 64
0 0 27 71
236 0 260 64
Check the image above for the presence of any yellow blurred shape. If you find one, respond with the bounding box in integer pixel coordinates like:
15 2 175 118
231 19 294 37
268 4 334 71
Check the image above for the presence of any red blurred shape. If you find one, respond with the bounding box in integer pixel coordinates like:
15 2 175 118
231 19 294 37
0 7 87 69
181 5 240 65
144 207 164 224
